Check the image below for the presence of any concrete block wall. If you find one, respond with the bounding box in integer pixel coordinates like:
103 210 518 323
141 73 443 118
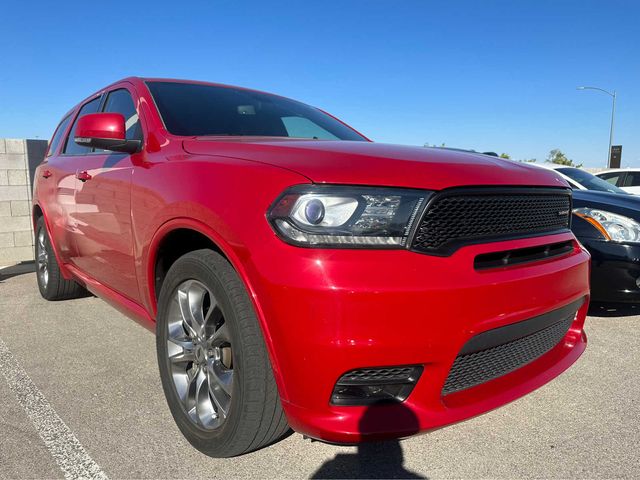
0 138 47 265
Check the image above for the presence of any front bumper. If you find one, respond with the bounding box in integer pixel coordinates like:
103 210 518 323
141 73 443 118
582 239 640 303
247 232 590 443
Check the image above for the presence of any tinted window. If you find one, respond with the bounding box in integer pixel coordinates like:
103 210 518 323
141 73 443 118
47 115 72 157
64 97 102 154
103 89 142 141
624 172 640 187
281 116 339 140
599 172 622 185
556 167 629 194
146 81 365 140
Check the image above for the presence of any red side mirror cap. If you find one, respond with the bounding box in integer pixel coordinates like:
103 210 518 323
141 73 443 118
75 113 140 154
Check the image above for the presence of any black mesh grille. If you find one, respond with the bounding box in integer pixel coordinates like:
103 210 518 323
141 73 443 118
411 189 571 255
442 313 575 395
339 367 418 385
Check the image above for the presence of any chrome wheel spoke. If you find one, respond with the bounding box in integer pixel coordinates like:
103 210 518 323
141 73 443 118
208 323 230 346
207 360 233 418
177 281 208 338
167 338 196 364
195 369 216 426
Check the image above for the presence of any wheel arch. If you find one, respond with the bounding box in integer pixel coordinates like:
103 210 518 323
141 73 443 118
147 218 289 401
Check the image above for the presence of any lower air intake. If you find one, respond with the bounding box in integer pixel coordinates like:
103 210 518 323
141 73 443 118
442 299 583 396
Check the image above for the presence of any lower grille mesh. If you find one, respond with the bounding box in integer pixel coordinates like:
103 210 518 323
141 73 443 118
442 313 575 395
339 367 418 384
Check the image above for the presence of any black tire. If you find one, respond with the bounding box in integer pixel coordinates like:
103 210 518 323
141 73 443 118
156 249 289 457
35 216 86 301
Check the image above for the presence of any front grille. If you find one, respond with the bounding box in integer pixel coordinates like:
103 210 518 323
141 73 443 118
442 299 583 396
411 188 571 255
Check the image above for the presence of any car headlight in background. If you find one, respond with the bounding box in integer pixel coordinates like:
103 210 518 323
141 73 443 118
268 185 430 247
573 208 640 243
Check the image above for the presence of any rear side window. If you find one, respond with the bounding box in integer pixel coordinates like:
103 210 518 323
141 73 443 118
599 172 622 186
102 89 142 141
624 172 640 187
46 115 72 157
64 97 102 155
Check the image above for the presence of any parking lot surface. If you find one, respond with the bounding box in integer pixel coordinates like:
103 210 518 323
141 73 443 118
1 264 639 479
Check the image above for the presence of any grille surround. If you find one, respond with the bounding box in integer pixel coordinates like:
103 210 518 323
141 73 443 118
442 299 583 396
410 187 572 256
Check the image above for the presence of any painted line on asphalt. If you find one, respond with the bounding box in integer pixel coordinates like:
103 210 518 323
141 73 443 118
0 337 108 480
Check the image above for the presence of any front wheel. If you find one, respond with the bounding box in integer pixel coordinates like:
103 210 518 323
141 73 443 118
156 249 289 457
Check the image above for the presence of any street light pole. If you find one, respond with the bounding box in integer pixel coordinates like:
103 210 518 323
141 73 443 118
577 86 617 168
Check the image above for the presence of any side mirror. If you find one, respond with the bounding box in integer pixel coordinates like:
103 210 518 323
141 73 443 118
74 113 141 154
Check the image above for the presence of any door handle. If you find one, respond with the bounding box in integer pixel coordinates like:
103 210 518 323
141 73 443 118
42 170 52 179
76 171 92 182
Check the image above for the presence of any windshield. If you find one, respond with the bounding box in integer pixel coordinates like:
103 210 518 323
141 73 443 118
556 167 629 194
146 81 366 141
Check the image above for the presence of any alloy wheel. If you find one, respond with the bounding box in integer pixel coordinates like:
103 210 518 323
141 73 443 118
166 279 233 430
37 230 49 288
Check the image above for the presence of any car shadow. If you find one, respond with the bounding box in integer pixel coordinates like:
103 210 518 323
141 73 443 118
310 403 426 479
588 301 640 318
0 261 35 282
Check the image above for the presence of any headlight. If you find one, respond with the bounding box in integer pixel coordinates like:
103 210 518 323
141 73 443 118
573 208 640 243
268 185 430 247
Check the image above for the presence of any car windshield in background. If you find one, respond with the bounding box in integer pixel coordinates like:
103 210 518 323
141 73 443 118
557 167 629 194
146 81 366 141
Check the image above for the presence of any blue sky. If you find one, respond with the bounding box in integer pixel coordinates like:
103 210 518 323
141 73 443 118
1 0 638 167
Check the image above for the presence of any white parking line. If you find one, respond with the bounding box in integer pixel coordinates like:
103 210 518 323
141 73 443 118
0 337 108 480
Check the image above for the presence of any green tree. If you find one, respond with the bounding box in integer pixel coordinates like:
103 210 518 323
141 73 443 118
546 149 582 168
499 153 511 159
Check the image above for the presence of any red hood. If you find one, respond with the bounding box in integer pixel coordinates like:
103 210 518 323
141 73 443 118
183 138 568 190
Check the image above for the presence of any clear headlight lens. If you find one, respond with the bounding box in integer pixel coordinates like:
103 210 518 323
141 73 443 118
573 207 640 243
268 185 430 247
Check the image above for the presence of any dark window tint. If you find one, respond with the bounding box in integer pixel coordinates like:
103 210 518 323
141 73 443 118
281 116 339 140
103 89 142 141
146 81 365 140
624 172 640 187
599 172 622 186
64 97 102 154
47 115 72 157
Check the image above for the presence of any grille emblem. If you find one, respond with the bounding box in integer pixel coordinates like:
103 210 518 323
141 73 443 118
558 210 569 216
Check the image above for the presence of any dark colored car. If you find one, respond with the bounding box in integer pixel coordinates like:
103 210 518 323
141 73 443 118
571 189 640 303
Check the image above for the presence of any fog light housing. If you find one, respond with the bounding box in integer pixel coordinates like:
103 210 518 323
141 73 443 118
330 366 423 406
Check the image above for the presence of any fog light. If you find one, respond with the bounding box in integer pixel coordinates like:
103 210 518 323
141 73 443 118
330 366 423 406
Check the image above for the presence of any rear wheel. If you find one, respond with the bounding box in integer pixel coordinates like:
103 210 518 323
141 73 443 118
35 217 85 301
156 249 289 457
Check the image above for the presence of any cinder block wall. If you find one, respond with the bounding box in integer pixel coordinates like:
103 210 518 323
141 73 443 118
0 138 47 265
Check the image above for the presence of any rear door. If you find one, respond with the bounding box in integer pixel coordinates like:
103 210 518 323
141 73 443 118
71 85 143 301
44 96 102 264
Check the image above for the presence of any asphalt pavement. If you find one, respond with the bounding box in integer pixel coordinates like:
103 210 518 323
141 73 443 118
1 263 639 479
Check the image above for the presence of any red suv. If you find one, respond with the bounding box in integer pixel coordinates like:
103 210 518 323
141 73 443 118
33 77 590 457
